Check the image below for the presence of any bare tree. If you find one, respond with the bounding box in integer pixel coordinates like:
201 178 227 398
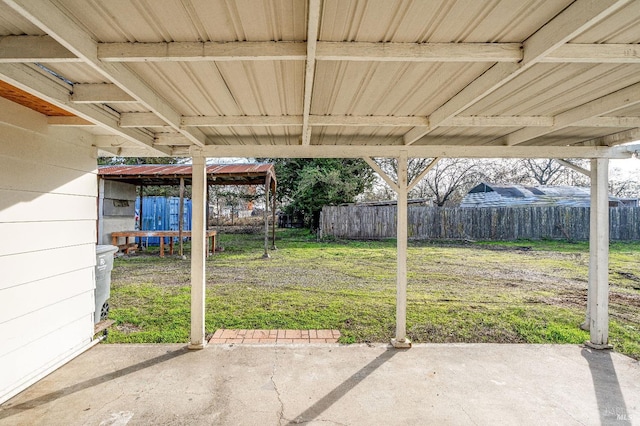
419 159 481 206
520 159 565 185
610 179 640 198
373 157 434 185
371 158 481 206
519 159 590 186
477 159 530 185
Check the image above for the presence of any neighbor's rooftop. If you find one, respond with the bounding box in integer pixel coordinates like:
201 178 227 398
98 163 276 187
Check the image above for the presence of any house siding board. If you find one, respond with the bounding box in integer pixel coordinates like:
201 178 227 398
0 190 96 223
0 317 93 399
0 99 97 404
0 291 94 358
0 155 97 196
0 269 93 324
0 220 96 256
0 244 96 290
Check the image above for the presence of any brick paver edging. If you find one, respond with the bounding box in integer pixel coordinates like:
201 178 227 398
209 329 341 344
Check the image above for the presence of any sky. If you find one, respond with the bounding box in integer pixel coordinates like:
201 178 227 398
610 157 640 180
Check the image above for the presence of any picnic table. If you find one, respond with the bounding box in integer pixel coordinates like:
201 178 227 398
111 230 217 257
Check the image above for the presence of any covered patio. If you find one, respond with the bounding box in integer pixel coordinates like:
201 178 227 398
1 343 638 424
1 0 640 419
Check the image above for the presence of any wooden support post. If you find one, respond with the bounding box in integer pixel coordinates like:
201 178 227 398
179 177 185 257
138 185 144 249
189 154 207 350
585 158 612 349
392 151 411 348
271 181 277 250
263 175 271 258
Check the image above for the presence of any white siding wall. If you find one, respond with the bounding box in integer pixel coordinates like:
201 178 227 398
0 98 98 403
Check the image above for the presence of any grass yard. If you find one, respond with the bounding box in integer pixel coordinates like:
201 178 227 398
107 229 640 359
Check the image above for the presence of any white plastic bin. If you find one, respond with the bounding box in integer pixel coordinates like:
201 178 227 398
95 245 118 323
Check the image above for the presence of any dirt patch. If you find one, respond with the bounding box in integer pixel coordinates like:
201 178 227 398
116 323 143 334
617 271 640 282
611 292 640 309
214 225 262 234
407 323 526 344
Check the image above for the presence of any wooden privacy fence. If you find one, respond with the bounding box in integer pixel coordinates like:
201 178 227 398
320 205 640 241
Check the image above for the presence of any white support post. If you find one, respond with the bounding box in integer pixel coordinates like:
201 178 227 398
263 175 271 259
189 154 207 349
179 177 185 257
585 158 612 349
392 151 411 348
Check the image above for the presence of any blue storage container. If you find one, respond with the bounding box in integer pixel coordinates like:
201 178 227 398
135 196 192 246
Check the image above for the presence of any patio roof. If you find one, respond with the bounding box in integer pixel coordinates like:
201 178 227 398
0 0 634 356
0 0 638 160
98 163 277 188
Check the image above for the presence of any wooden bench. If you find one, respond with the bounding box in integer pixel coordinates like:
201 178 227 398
117 242 138 254
111 230 217 257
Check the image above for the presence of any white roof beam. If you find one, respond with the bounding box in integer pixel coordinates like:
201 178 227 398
543 44 640 63
574 117 640 128
301 0 320 146
408 158 440 192
94 137 170 157
0 35 80 63
93 135 136 148
522 1 631 64
403 0 632 145
47 116 93 126
310 115 428 127
317 42 522 62
402 62 519 143
0 62 168 155
96 41 640 64
98 41 306 62
556 159 590 176
362 157 399 192
444 116 553 127
4 0 206 148
504 82 640 146
201 143 632 160
182 115 303 127
154 134 192 146
173 115 640 129
119 112 169 128
71 84 136 103
581 128 640 147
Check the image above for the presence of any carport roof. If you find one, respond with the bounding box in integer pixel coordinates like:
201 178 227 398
98 164 276 187
0 0 639 160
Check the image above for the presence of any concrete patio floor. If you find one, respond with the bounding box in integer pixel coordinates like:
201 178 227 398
1 343 638 425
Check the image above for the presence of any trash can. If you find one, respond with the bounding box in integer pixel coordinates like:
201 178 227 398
95 245 118 324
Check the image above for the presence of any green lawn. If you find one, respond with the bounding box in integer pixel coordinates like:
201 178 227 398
107 229 640 359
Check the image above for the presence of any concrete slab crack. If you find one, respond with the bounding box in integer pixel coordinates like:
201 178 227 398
271 348 285 425
460 405 478 426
